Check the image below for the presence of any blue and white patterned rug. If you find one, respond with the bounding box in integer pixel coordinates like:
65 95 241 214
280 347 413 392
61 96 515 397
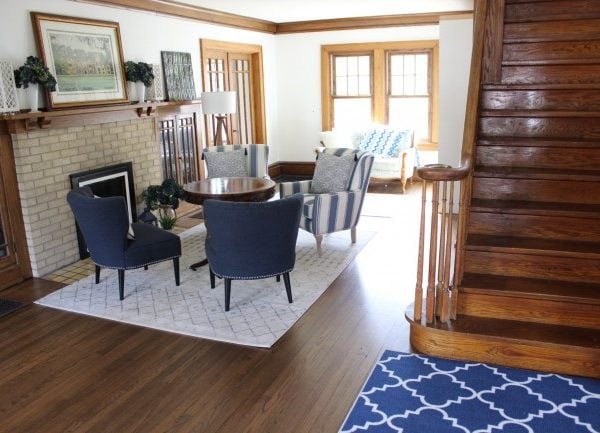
340 350 600 433
36 224 373 348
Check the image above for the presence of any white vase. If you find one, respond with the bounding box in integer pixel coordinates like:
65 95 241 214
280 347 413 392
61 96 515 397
27 83 39 113
127 81 136 103
135 81 146 103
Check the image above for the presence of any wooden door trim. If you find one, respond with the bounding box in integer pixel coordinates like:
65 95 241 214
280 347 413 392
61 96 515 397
0 135 32 289
200 39 267 145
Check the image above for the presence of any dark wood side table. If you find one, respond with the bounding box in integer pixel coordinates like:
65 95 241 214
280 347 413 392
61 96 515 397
183 177 277 270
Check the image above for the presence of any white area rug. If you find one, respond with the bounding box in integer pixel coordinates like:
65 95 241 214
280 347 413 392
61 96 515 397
36 224 373 348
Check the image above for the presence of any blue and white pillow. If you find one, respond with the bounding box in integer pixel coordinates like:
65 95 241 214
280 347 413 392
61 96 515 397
358 128 411 158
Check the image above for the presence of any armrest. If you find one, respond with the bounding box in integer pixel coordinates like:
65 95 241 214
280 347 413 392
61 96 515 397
279 180 312 197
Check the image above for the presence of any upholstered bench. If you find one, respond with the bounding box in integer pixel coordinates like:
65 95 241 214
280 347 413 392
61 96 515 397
318 127 416 193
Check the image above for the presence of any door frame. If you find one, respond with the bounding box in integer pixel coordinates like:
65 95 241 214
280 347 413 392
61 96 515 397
199 39 267 145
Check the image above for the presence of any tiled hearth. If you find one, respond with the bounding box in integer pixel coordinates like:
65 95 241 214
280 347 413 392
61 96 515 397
11 118 162 277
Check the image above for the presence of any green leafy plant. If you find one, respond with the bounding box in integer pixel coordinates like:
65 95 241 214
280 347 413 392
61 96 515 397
142 178 185 211
158 214 177 230
124 61 154 87
13 56 57 91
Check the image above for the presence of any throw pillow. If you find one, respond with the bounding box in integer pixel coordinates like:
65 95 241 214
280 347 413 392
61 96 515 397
358 128 410 157
310 153 356 194
204 149 248 178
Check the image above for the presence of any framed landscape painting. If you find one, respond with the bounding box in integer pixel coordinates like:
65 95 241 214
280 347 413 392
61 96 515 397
31 12 129 109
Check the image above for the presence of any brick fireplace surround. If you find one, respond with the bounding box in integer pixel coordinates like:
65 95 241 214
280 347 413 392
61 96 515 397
11 118 162 277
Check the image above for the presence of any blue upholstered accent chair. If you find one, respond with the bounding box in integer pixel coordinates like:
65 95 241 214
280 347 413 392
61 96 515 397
203 194 303 312
202 144 270 178
67 187 181 300
279 148 374 255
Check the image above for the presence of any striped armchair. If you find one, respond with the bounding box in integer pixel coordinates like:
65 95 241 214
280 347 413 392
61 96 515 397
203 144 269 178
279 148 374 255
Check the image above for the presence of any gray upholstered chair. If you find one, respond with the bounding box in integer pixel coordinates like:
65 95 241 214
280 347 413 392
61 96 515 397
67 186 181 300
203 194 303 312
202 144 269 179
279 148 374 255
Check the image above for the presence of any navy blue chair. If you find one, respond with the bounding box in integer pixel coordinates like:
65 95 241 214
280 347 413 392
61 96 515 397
67 187 181 300
203 194 303 312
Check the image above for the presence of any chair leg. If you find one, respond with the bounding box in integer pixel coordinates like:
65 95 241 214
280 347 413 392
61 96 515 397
276 274 281 282
173 257 180 286
95 265 101 284
144 265 148 271
224 279 232 312
209 267 216 289
283 272 293 304
118 269 125 300
315 234 323 256
351 227 357 244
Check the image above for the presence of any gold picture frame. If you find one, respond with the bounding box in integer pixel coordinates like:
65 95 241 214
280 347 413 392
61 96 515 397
31 12 129 109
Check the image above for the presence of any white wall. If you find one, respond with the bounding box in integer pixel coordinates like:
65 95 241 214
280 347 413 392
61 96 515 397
438 18 473 167
0 1 473 165
0 0 278 154
273 26 439 161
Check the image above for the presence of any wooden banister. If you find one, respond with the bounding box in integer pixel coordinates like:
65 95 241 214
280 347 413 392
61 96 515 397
412 0 488 323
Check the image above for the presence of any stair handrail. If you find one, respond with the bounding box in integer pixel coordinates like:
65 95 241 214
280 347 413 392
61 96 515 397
413 0 488 323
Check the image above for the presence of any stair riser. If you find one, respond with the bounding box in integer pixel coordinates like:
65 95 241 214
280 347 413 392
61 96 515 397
472 177 600 204
506 0 600 23
504 41 600 64
481 89 600 111
476 145 600 169
468 212 600 242
504 18 600 42
458 292 600 329
463 250 600 283
502 65 600 85
479 117 600 139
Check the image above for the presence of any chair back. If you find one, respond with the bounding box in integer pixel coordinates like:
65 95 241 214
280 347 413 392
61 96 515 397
321 147 374 191
66 187 129 265
203 194 303 279
203 144 269 178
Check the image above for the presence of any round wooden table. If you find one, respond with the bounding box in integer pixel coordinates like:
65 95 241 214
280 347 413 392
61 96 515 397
183 177 277 269
184 177 276 205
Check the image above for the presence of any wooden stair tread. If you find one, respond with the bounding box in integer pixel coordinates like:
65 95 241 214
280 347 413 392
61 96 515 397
460 273 600 304
408 308 600 349
482 83 600 91
477 137 600 148
465 234 600 257
503 59 600 66
473 165 600 181
470 198 600 218
480 109 600 118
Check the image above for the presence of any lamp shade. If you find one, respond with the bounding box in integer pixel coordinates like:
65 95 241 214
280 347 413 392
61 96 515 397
201 91 237 115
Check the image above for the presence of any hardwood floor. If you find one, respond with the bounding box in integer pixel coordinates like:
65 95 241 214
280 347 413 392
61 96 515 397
0 189 421 433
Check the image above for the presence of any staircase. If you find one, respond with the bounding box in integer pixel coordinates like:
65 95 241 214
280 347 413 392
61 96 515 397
408 0 600 377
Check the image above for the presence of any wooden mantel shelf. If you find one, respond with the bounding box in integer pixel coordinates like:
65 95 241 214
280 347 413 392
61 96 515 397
0 100 202 134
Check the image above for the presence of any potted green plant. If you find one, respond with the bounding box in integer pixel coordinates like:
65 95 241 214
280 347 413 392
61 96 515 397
124 61 154 103
141 179 184 230
13 56 57 113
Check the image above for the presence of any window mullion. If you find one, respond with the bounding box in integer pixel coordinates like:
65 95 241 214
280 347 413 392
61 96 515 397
372 48 386 124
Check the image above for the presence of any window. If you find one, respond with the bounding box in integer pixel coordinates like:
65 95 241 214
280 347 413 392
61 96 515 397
322 41 438 145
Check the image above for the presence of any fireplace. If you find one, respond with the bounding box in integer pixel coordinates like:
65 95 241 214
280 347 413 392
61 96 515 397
70 162 137 259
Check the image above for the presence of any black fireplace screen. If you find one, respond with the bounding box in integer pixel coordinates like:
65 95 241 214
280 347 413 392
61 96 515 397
69 162 136 259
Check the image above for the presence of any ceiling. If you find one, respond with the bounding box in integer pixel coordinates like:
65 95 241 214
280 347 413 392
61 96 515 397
176 0 474 23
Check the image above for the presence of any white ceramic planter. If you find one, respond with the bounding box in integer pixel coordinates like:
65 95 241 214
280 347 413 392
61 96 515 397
27 83 39 113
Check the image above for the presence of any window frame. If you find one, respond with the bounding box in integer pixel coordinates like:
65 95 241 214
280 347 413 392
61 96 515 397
321 40 439 147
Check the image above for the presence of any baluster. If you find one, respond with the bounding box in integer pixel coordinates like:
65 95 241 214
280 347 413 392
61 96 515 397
426 181 439 323
440 181 455 322
451 179 467 320
414 180 428 322
436 181 448 317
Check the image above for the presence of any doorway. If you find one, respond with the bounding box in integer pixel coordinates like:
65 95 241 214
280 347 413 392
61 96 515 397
200 39 266 146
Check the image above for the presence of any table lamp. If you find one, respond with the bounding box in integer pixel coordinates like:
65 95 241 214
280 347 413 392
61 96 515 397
201 91 237 145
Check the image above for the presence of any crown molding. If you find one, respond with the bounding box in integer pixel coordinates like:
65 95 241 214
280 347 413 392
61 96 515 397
76 0 278 33
74 0 473 34
276 11 473 34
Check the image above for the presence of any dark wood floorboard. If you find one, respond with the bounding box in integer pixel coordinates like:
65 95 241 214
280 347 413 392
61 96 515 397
0 190 420 433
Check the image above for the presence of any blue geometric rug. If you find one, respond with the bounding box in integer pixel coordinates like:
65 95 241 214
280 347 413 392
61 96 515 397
340 350 600 433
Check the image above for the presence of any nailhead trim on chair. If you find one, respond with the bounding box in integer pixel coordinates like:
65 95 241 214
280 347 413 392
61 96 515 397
94 254 182 271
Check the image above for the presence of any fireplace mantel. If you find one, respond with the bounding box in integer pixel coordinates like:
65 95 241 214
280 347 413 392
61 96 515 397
0 100 202 134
